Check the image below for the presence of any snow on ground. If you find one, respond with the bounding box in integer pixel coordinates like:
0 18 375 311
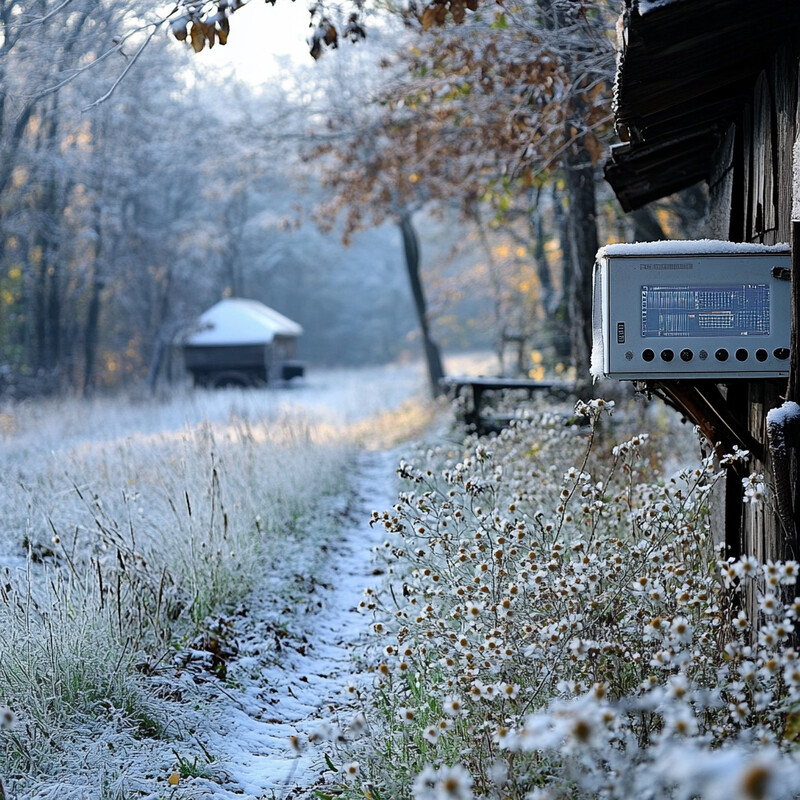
171 448 399 798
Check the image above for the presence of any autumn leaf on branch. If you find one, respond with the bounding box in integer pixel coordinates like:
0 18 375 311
170 1 242 51
170 0 366 59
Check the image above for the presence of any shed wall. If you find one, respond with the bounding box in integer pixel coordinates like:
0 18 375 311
708 36 800 562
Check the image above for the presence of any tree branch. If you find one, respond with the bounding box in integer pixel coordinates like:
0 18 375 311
82 25 160 111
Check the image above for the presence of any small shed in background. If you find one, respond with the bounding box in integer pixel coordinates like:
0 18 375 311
181 298 304 388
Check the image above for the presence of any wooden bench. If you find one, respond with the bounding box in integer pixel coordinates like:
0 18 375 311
440 375 575 435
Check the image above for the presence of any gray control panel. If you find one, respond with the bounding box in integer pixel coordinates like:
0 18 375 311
592 243 791 380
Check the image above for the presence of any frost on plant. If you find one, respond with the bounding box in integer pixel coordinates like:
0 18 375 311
321 401 800 799
0 402 352 788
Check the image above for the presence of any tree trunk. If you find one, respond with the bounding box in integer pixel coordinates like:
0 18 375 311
0 3 92 271
32 237 47 371
563 144 599 383
537 0 601 382
146 266 174 393
83 203 105 396
399 212 445 397
631 207 667 242
470 204 508 373
26 94 65 377
83 265 103 396
44 240 60 371
553 189 573 360
530 201 556 314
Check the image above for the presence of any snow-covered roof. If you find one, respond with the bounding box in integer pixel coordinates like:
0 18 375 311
184 298 303 346
598 239 790 258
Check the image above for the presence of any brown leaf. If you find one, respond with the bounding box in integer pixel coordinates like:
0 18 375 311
584 132 603 167
170 15 189 41
217 17 229 44
421 6 437 30
451 0 465 23
190 23 206 52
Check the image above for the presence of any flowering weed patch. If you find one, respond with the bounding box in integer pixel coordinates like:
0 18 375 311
321 400 800 799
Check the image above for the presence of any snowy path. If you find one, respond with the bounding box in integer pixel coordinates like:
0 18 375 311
187 448 398 799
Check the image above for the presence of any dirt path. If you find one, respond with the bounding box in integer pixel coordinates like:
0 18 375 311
183 448 398 799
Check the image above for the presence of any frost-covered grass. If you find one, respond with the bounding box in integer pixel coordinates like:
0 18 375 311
0 363 430 797
319 398 800 800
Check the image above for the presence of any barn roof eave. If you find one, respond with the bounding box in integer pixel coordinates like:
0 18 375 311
606 0 800 210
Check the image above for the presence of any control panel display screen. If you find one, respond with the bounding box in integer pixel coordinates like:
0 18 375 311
641 284 770 338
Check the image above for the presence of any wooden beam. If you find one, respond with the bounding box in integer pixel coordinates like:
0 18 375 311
648 380 763 460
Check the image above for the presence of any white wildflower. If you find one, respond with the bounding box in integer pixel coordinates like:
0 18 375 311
412 764 473 800
498 681 520 700
663 704 698 737
397 707 416 723
666 673 690 701
644 616 668 641
758 655 781 681
732 611 750 632
780 560 799 584
720 445 750 465
742 473 766 504
734 555 760 579
728 700 750 722
349 712 368 736
783 662 800 690
443 695 466 717
650 649 673 668
309 720 337 742
669 615 694 645
758 592 779 616
339 762 360 783
555 696 612 752
738 661 757 683
413 765 439 800
465 600 483 619
422 724 441 744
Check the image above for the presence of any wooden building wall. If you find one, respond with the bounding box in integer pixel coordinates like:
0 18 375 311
707 35 800 563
